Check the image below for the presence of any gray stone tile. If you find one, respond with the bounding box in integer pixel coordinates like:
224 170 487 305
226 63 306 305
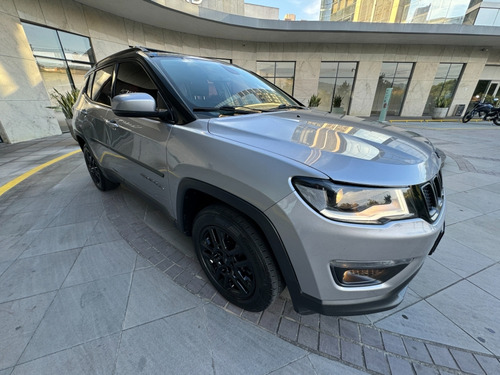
376 300 487 353
123 266 201 329
431 236 495 278
47 202 104 227
0 211 60 236
20 274 131 363
469 264 500 300
408 257 462 298
339 319 360 341
364 288 422 324
0 250 79 303
21 221 96 258
0 292 56 370
446 213 500 261
427 280 500 356
11 335 119 375
116 307 214 375
63 240 137 288
308 353 369 374
0 230 42 263
203 303 306 375
444 198 483 225
84 214 122 246
447 188 500 215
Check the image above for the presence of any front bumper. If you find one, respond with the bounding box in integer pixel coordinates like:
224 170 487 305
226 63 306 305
266 191 446 315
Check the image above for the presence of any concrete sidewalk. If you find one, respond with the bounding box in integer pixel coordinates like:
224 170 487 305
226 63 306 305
1 120 500 374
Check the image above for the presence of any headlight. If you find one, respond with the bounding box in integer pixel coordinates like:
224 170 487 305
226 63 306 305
292 177 415 224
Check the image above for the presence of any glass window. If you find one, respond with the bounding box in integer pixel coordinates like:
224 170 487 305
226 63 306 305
58 31 94 63
91 66 113 106
22 23 64 59
115 62 167 110
317 61 357 113
423 63 464 115
371 62 414 116
22 22 95 104
256 61 295 95
475 8 499 26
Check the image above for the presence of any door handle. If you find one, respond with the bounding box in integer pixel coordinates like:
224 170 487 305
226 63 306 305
105 119 119 129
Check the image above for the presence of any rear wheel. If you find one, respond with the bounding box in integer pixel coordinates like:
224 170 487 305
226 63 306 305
83 144 119 191
192 204 284 311
462 111 473 123
493 116 500 126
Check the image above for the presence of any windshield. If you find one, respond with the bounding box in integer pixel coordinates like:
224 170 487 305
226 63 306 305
153 56 300 116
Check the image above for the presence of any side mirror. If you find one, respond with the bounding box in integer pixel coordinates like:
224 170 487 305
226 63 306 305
111 93 171 120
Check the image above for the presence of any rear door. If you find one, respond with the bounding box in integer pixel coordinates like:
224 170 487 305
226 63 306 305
77 65 115 167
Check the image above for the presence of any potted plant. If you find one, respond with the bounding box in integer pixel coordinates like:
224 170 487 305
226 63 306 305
432 96 450 119
331 94 344 114
51 88 80 137
308 94 321 108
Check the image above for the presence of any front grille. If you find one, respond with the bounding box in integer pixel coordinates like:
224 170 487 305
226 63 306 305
420 171 444 222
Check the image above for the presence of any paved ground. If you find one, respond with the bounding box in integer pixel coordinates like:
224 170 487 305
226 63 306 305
1 118 500 374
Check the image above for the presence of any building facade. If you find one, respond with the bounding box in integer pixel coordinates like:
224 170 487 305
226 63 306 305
1 0 499 143
320 0 500 25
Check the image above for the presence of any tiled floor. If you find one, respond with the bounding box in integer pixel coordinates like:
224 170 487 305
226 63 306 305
1 121 500 374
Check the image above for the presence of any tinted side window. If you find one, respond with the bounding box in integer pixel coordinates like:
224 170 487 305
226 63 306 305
115 61 167 110
91 65 114 106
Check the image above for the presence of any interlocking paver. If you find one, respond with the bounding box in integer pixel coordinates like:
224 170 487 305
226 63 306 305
297 325 318 350
278 317 299 341
340 339 364 368
427 344 458 370
450 349 486 375
364 347 390 374
387 354 414 375
404 337 432 363
360 325 384 350
340 319 360 341
319 333 340 359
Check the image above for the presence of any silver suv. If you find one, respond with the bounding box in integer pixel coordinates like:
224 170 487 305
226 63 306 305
73 48 445 315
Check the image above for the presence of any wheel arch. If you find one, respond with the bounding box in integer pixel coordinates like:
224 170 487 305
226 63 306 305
176 178 310 312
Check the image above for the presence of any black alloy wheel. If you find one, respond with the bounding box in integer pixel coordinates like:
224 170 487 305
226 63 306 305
192 205 283 311
83 144 119 191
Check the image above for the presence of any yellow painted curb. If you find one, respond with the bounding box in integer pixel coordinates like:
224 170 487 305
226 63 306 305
0 149 81 197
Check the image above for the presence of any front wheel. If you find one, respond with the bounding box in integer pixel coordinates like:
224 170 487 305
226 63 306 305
462 111 473 123
192 204 284 311
493 116 500 126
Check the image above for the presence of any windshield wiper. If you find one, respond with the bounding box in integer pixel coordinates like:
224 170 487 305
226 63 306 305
192 106 264 115
269 104 306 111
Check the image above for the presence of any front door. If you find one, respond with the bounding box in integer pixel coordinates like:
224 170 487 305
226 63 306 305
107 60 172 204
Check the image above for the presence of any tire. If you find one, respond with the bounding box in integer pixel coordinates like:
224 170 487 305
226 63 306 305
83 144 119 191
493 116 500 126
462 111 473 123
192 204 284 311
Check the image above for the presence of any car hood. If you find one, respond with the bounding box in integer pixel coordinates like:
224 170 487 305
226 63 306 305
207 110 442 186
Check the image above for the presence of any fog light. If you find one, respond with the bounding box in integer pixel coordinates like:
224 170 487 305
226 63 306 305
331 260 411 287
